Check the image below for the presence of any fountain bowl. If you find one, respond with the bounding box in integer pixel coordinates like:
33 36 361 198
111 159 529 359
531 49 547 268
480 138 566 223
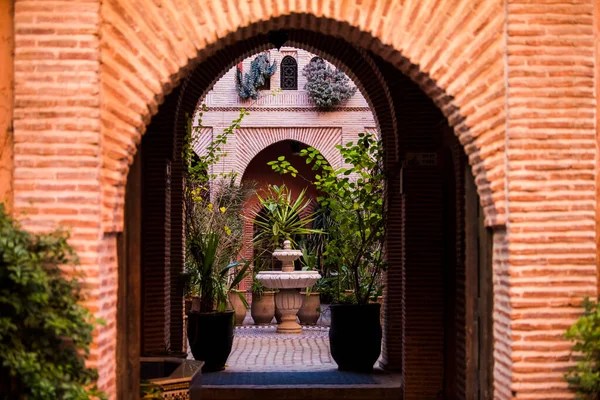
256 271 321 289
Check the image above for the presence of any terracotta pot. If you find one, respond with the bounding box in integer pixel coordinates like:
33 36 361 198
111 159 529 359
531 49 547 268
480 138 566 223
298 292 321 325
251 291 275 325
228 290 247 326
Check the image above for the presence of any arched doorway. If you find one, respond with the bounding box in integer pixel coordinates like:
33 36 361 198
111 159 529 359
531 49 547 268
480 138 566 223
117 33 496 399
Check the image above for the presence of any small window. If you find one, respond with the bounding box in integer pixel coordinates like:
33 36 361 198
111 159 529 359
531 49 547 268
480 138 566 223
280 55 298 90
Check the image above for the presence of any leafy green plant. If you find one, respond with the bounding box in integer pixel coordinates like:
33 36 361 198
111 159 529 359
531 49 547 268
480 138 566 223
250 184 323 251
0 204 106 399
300 243 318 272
269 131 386 304
565 297 600 398
182 108 254 314
305 203 337 276
251 275 266 296
303 57 357 109
314 277 336 304
236 53 277 100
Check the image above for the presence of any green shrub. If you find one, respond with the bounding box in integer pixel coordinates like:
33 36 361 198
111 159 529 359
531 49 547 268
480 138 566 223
565 297 600 399
0 204 106 399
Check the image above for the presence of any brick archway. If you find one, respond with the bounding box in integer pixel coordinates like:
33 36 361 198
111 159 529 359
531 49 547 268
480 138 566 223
100 11 506 232
132 26 503 397
10 1 598 399
231 127 342 180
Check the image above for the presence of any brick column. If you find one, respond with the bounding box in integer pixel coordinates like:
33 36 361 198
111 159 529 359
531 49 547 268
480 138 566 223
506 1 598 397
0 0 13 210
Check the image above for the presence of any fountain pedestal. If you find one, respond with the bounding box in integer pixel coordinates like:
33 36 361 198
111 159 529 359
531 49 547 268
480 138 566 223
256 240 320 334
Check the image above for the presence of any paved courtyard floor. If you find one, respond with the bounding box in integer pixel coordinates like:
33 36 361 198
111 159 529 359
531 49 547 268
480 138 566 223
226 325 334 372
188 312 402 398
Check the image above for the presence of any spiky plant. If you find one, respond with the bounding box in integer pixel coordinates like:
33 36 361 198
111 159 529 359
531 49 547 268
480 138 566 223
235 53 277 100
303 57 357 108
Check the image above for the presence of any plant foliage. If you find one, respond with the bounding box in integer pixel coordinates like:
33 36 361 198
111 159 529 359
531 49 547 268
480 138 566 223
269 131 386 304
565 297 600 399
250 184 323 251
235 53 277 100
0 204 106 399
182 107 253 313
303 57 357 109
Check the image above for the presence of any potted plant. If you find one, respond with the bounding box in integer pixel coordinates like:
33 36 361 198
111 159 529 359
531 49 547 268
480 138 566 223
183 110 254 372
185 229 249 372
270 132 386 372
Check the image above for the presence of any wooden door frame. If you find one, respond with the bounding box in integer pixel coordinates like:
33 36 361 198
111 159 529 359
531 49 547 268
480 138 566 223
464 167 494 399
116 149 142 400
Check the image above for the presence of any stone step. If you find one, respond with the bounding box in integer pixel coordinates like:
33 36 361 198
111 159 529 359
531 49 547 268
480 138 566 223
190 370 403 400
196 385 403 400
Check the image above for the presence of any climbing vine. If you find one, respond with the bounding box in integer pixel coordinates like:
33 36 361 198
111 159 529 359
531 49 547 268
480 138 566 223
235 53 277 100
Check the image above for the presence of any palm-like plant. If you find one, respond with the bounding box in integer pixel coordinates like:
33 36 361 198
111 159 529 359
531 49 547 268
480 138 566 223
250 185 323 253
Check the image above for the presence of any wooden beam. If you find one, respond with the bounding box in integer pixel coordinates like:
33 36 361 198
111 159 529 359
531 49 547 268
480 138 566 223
464 166 479 399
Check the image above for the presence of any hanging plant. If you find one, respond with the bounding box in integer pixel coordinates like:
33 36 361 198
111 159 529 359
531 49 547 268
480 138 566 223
303 57 357 109
235 53 277 100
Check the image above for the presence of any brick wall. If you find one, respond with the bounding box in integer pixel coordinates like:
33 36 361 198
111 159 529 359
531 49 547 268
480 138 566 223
7 1 599 398
0 0 13 210
506 1 597 396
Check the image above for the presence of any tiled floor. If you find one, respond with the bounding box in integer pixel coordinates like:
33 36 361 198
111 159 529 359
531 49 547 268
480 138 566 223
226 326 334 372
190 315 403 400
186 309 335 371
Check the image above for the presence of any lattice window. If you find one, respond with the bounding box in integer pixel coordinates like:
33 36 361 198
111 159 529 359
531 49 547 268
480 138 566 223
280 55 298 90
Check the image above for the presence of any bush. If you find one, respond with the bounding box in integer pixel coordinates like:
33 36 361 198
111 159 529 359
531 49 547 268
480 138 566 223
302 57 357 109
0 204 105 399
565 297 600 399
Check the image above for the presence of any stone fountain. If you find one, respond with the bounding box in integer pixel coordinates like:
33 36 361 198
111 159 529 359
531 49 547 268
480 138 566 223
256 240 321 333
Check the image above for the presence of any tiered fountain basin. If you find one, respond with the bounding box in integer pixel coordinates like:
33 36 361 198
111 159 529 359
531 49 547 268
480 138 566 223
256 271 321 289
256 240 321 334
257 271 321 334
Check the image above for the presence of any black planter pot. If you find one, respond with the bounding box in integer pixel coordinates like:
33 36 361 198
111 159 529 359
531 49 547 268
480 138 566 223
187 310 235 372
329 303 381 372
